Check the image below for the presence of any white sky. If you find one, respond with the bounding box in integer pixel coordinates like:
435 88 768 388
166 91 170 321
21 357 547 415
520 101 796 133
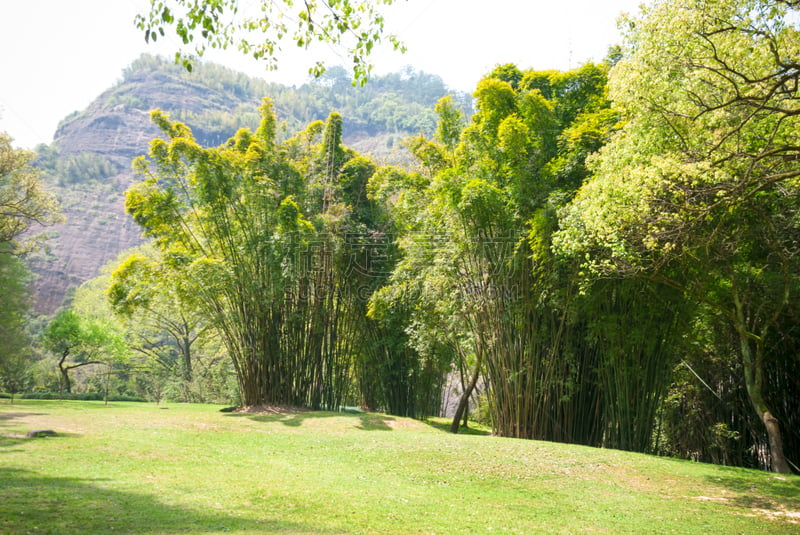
0 0 644 150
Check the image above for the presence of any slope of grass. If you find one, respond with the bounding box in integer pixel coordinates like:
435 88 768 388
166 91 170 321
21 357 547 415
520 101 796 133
0 400 797 534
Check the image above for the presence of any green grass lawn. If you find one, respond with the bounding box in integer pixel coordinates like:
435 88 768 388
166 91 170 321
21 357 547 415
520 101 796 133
0 400 797 534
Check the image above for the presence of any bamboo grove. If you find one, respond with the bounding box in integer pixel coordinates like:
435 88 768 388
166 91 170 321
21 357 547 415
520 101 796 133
119 0 799 473
122 101 428 413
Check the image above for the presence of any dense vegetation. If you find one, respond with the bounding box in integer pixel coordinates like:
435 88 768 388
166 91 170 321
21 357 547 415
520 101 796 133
2 0 798 478
0 133 62 401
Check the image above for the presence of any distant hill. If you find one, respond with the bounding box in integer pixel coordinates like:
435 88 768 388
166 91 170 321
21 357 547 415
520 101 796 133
29 54 472 315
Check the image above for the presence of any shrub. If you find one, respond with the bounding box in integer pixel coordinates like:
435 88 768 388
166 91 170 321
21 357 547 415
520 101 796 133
20 392 147 402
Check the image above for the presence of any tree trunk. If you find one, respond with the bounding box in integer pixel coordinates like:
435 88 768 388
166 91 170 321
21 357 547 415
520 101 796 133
761 410 791 474
179 322 193 382
736 326 791 473
58 352 72 394
451 353 482 434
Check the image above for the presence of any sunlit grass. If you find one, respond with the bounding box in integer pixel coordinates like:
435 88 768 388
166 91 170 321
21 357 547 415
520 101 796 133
1 400 797 534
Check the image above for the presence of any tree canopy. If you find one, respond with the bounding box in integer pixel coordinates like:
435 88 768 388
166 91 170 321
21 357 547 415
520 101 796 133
136 0 404 84
42 308 127 395
0 133 62 252
0 249 34 400
0 132 62 398
554 0 800 473
124 99 426 410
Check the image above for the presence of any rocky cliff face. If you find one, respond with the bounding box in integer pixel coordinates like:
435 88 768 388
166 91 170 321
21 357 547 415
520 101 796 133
30 175 144 314
52 67 254 164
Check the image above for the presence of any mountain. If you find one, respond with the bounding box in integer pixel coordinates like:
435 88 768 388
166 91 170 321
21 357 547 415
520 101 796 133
28 54 471 315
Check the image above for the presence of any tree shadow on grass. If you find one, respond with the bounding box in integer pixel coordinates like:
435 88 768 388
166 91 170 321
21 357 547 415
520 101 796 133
0 431 81 452
356 413 394 431
224 410 397 431
225 409 493 434
0 436 27 452
0 412 46 426
704 470 800 512
0 467 327 534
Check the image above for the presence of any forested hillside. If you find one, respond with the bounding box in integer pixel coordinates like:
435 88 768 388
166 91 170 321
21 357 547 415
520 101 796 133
28 54 469 314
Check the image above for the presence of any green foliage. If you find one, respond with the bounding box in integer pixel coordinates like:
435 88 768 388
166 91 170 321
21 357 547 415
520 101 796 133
32 143 59 172
43 310 105 360
488 63 523 90
34 146 118 186
582 279 688 452
0 245 31 359
19 392 146 401
24 4 798 474
136 0 405 85
126 99 422 412
0 133 62 251
0 248 36 400
554 0 800 472
433 95 464 154
367 61 660 445
55 152 118 185
42 308 128 394
59 248 220 402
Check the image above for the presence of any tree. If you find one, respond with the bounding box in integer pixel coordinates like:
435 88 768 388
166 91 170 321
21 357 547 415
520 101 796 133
371 64 664 442
433 95 464 158
555 0 800 473
0 351 32 403
0 246 34 402
136 0 404 84
126 100 402 409
42 309 125 395
108 245 211 387
0 132 62 252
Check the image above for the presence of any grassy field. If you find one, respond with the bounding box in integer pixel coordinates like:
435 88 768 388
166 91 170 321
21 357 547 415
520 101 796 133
0 400 797 534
